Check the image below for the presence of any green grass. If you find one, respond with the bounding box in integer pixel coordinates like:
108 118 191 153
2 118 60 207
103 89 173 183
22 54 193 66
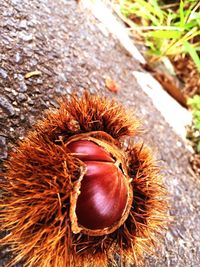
118 0 200 68
188 95 200 130
114 0 200 153
188 95 200 153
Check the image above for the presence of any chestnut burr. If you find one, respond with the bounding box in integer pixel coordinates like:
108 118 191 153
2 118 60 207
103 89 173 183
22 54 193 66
0 92 167 267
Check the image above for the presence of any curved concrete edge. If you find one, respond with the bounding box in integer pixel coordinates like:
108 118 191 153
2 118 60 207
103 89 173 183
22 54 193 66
81 0 192 141
133 71 192 140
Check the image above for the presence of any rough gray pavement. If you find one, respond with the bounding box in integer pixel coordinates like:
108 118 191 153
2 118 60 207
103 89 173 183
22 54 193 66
0 0 200 266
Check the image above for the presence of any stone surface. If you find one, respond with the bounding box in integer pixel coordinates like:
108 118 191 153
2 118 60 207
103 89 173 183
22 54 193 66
0 0 200 266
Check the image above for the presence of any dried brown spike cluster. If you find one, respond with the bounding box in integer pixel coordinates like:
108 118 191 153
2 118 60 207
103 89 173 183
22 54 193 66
0 92 167 267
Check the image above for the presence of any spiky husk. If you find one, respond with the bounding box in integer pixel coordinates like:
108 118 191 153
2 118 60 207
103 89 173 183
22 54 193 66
0 92 167 267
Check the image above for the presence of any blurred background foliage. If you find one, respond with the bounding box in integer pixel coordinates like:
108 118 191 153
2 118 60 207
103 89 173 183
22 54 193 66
111 0 200 154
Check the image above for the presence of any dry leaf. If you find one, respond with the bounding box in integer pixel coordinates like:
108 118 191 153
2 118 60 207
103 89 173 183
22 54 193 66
105 78 119 93
25 70 42 79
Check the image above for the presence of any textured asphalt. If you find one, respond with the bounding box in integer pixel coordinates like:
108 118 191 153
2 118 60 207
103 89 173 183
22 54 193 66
0 0 200 266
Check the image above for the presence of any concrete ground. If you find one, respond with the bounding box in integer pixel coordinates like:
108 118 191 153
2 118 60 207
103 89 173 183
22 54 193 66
0 0 200 266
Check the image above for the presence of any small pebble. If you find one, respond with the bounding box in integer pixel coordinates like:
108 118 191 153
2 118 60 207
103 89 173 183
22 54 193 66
15 52 22 63
27 97 34 105
19 82 27 92
19 32 33 42
17 93 27 102
0 95 15 116
0 136 8 159
19 20 27 29
0 68 8 79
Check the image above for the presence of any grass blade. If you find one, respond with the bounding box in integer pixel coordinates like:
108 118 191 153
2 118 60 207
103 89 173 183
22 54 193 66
183 41 200 71
146 30 182 39
179 0 185 28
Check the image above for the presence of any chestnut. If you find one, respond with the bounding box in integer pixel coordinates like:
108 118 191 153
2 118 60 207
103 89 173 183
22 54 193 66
67 140 133 235
0 92 167 267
